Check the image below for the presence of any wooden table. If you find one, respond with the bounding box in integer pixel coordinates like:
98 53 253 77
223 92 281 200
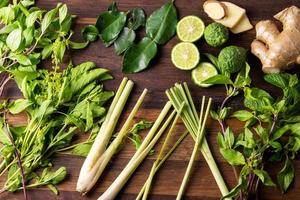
1 0 300 199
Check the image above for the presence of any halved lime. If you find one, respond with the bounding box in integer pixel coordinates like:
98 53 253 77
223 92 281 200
192 62 218 87
171 42 200 70
177 16 205 42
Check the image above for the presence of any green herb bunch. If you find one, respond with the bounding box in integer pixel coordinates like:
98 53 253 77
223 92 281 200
0 61 114 194
203 54 300 199
0 0 88 95
82 1 177 73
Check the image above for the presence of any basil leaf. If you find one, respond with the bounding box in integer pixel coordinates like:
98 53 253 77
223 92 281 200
68 40 89 49
6 28 22 52
71 143 92 157
202 74 233 85
0 0 8 8
232 110 253 121
146 2 177 44
82 25 99 42
96 10 127 46
14 54 32 66
26 10 42 27
204 53 219 70
0 6 15 24
59 4 68 24
122 37 157 73
254 169 276 187
244 87 274 112
41 7 58 33
220 148 245 165
128 8 146 30
114 27 135 55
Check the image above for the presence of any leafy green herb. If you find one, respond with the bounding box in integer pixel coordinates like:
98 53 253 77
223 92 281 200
82 25 99 42
128 120 153 149
209 68 300 199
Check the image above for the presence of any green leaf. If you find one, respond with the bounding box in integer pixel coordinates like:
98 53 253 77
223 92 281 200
41 7 58 33
244 87 274 112
114 27 135 55
26 10 42 27
146 2 177 44
122 37 157 73
0 0 8 8
68 40 89 49
254 169 276 187
0 6 15 24
23 26 34 47
41 167 67 185
6 28 22 51
82 25 99 42
96 10 127 46
232 110 253 121
14 54 32 66
42 44 53 59
204 53 219 71
47 184 58 195
128 8 146 30
71 143 92 157
8 99 32 114
85 101 93 131
217 132 225 149
59 4 68 24
221 177 246 200
220 148 245 165
224 127 235 148
264 73 291 89
0 126 10 145
202 74 233 85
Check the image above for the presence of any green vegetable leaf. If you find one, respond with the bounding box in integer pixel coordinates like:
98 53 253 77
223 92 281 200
114 27 135 55
204 53 219 71
8 99 32 114
41 167 67 185
146 2 177 44
254 169 276 187
14 54 32 66
128 120 153 150
47 184 58 195
0 6 15 24
244 87 274 112
232 110 253 121
26 10 42 27
71 143 92 157
68 40 89 49
59 4 68 24
0 0 8 8
82 25 99 42
41 7 58 33
6 28 22 51
96 10 127 46
128 8 146 30
122 37 157 73
220 148 245 166
202 74 233 85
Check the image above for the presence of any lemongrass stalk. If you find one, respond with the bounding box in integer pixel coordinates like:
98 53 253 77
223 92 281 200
176 97 212 200
77 78 133 194
166 83 230 198
78 89 147 194
142 103 184 200
136 130 188 200
98 104 174 200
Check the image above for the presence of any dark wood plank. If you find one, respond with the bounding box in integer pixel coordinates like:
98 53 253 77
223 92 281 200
1 0 300 199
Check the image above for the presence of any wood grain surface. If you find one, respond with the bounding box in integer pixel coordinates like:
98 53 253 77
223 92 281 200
1 0 300 199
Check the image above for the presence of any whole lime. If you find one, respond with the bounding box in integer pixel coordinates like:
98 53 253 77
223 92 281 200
204 22 229 47
218 46 246 73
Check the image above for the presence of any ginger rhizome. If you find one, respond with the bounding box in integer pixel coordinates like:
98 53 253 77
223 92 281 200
251 6 300 73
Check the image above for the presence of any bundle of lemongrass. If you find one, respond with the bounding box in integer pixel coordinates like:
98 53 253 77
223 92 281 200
77 77 147 193
166 83 230 199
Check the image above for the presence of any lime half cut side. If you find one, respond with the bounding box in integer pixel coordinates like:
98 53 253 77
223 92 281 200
177 16 205 42
192 62 218 87
171 42 200 70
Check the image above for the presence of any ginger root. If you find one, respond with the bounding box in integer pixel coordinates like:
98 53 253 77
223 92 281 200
251 6 300 73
